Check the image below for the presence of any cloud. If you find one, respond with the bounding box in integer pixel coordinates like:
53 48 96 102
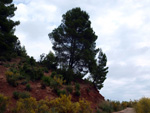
12 0 150 101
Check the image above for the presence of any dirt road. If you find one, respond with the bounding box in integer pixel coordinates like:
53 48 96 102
113 108 136 113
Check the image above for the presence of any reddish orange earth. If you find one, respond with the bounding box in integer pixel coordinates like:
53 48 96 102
0 58 104 112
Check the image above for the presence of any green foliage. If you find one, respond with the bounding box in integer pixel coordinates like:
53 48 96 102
49 73 65 90
21 80 28 85
49 7 99 76
75 83 80 91
75 83 80 97
0 56 7 62
57 68 74 84
5 71 19 87
20 63 44 81
75 90 81 97
41 73 65 91
98 101 113 113
13 97 38 113
111 101 122 111
66 86 73 94
13 95 92 113
29 56 36 66
56 89 67 96
39 51 57 70
13 91 30 100
25 84 32 91
135 97 150 113
96 100 137 112
0 0 21 58
50 71 57 78
90 49 108 90
41 76 51 86
50 95 92 113
0 94 9 113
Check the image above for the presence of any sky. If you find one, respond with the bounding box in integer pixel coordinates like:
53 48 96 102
12 0 150 101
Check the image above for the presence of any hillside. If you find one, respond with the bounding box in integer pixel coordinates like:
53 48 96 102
0 57 104 112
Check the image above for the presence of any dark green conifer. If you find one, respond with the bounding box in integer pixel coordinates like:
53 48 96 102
90 49 108 90
49 7 99 76
0 0 20 57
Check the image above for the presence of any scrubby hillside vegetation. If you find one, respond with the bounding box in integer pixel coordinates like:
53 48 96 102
0 0 107 113
1 0 149 113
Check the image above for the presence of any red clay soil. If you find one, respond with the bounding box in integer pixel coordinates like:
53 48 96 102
0 59 104 112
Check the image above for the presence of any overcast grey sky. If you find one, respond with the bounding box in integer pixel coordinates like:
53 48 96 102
13 0 150 101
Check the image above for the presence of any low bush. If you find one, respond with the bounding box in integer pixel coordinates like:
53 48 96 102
56 89 67 96
134 97 150 113
97 101 113 113
78 98 92 113
0 94 9 113
13 97 38 113
75 83 80 97
5 71 19 87
25 84 32 91
21 80 28 85
50 74 65 91
66 86 73 94
20 64 44 81
75 90 81 97
13 91 30 100
75 83 80 91
111 101 123 111
57 68 74 84
13 95 92 113
41 76 51 86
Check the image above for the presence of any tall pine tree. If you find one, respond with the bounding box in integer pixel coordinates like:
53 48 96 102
49 7 99 76
0 0 20 58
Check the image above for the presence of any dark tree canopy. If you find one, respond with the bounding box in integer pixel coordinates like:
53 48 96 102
0 0 20 57
90 49 108 90
49 7 99 75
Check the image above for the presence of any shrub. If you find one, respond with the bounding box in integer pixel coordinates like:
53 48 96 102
5 71 19 87
41 76 51 86
14 97 38 113
75 83 81 97
50 71 57 78
25 84 32 91
98 101 113 113
75 83 80 91
13 91 30 100
135 97 150 113
56 89 67 96
78 98 92 113
111 101 123 111
57 68 74 84
21 80 28 85
75 90 81 97
50 74 65 91
14 94 92 113
40 51 57 70
0 94 9 113
20 64 44 81
66 86 73 94
86 88 90 94
50 95 80 113
0 56 7 62
13 91 20 100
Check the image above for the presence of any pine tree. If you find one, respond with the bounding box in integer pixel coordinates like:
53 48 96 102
90 49 108 90
0 0 20 58
49 7 99 76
